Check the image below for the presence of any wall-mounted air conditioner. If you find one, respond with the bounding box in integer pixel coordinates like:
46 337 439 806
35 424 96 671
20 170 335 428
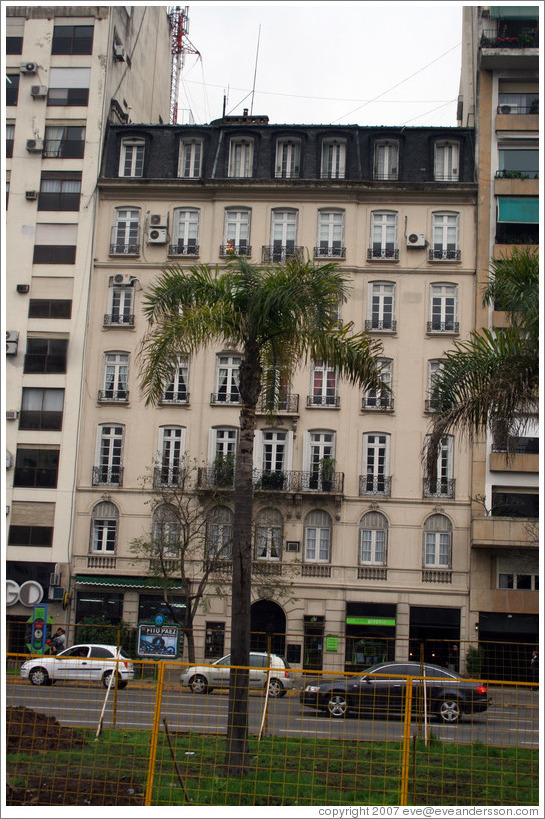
150 214 167 227
6 331 19 355
407 233 426 248
110 273 134 287
25 190 38 201
31 85 47 98
26 138 43 153
113 43 125 61
148 227 168 244
285 541 300 553
6 452 14 469
17 283 30 293
6 410 19 421
48 587 65 601
20 61 38 74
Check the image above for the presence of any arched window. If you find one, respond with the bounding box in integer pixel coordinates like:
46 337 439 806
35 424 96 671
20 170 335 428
304 510 332 563
255 508 283 560
206 506 233 559
423 514 452 568
359 511 388 565
152 504 180 557
91 501 118 553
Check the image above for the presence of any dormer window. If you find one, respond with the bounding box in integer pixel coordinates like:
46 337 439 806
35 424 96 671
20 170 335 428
228 137 254 177
275 139 301 178
434 141 459 181
321 138 346 179
374 141 399 180
119 138 145 177
178 139 202 177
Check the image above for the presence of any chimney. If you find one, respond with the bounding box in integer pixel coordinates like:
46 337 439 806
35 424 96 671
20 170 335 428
243 108 248 118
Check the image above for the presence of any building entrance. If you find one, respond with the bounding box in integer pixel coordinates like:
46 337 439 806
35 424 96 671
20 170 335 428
250 599 286 657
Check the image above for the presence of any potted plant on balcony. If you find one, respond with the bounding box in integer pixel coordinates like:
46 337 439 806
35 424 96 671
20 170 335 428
213 452 235 488
259 470 285 490
319 457 336 491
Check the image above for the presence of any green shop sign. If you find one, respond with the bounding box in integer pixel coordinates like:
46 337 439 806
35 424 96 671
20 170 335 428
346 617 396 627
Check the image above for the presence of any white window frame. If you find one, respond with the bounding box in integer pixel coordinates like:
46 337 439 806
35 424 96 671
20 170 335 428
255 508 283 560
157 426 185 485
162 355 189 403
91 501 118 553
107 284 134 325
431 212 460 260
119 138 145 177
303 431 335 490
374 141 399 180
152 505 180 558
434 141 459 181
270 209 298 261
209 428 238 465
423 514 452 568
95 424 124 485
173 207 199 255
429 283 458 332
359 511 388 565
310 359 338 406
102 352 129 399
316 210 345 257
304 510 332 563
361 433 390 494
228 137 254 177
370 211 398 259
178 139 202 178
111 207 140 254
427 359 445 410
215 354 241 403
368 281 395 331
321 138 346 179
207 506 233 559
425 435 454 497
363 358 392 409
223 208 251 255
275 138 301 178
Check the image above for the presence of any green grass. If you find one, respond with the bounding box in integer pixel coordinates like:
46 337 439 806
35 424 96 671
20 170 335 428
6 729 539 807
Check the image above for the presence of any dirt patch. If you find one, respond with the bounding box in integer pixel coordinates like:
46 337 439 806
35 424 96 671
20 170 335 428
6 706 144 806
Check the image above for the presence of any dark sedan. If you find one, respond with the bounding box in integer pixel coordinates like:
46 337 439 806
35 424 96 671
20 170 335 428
300 661 488 723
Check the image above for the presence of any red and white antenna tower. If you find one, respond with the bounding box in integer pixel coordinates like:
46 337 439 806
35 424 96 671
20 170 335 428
168 6 200 125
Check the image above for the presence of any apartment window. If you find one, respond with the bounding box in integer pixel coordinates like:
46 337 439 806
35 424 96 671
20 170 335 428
207 506 233 559
29 299 72 319
497 554 539 590
429 284 458 333
492 488 539 519
426 359 445 411
91 502 118 553
255 508 283 560
434 142 459 181
423 514 452 568
33 223 77 264
304 510 332 562
6 124 14 158
171 208 199 255
306 431 335 491
152 505 180 557
14 447 59 488
363 358 393 410
222 208 251 256
321 138 346 179
316 210 345 258
214 355 241 404
24 338 68 374
369 212 398 259
19 388 64 430
38 172 81 211
424 436 455 498
267 209 298 262
119 138 145 177
178 139 202 177
8 525 53 547
156 426 185 486
6 74 19 106
498 80 539 115
6 19 24 54
94 425 124 486
374 141 399 180
48 68 91 106
275 139 301 178
52 24 94 54
367 282 396 331
101 353 129 401
110 208 140 254
498 143 539 179
430 212 460 260
210 428 238 481
228 137 254 177
359 511 388 565
106 283 135 327
310 359 338 407
260 431 288 484
496 196 539 244
44 125 85 159
162 355 189 403
361 433 390 495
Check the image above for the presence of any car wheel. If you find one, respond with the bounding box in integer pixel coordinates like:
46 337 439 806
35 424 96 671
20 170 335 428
29 667 49 686
117 680 128 690
438 698 462 724
267 677 284 698
189 674 209 694
327 692 349 718
102 670 121 689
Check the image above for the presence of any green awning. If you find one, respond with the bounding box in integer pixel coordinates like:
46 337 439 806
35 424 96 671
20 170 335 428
490 6 539 19
497 197 539 224
76 574 185 589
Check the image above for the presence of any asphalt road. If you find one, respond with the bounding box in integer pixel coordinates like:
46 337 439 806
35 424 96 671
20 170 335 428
6 679 539 748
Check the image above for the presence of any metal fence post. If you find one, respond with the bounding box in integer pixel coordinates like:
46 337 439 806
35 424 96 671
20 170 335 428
144 660 165 805
399 674 413 805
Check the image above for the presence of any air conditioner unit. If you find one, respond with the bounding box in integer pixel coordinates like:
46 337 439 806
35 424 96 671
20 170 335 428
25 190 38 201
6 331 19 355
500 105 512 114
285 540 300 553
6 410 19 421
113 43 125 61
49 572 61 587
26 138 44 153
407 233 426 247
111 273 134 287
20 61 38 74
17 283 30 293
48 586 65 601
6 452 14 470
150 213 167 227
148 227 168 244
31 85 47 98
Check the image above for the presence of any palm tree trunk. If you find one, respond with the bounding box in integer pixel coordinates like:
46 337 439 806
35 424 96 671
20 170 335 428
224 341 260 776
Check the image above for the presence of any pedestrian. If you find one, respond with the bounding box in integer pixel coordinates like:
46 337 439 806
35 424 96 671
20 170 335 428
49 627 66 655
530 649 538 679
447 643 459 672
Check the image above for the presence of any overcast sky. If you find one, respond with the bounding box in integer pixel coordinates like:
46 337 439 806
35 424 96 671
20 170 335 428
177 1 465 127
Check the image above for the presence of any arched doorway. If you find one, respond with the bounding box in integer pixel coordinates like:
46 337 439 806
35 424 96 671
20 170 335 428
250 600 286 657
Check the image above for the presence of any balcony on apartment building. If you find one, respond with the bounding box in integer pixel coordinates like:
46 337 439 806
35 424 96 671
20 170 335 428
197 466 344 494
489 434 539 473
480 20 539 69
494 195 538 252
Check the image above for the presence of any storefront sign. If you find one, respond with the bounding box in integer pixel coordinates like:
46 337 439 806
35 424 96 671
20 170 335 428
7 579 44 607
325 635 338 652
346 617 396 627
137 624 179 657
26 605 53 654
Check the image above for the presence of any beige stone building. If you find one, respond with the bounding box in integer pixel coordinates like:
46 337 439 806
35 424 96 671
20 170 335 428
457 5 539 676
5 5 172 647
69 118 478 673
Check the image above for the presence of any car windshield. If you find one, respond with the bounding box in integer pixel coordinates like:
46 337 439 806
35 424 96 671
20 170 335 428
120 649 131 660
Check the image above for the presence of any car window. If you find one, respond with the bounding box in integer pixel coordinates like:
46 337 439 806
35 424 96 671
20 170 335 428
119 649 131 660
423 665 456 679
216 655 231 666
89 647 114 658
61 646 90 658
250 654 266 668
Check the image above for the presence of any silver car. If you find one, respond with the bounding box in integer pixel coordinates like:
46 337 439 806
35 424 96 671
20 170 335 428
20 644 134 688
181 651 292 697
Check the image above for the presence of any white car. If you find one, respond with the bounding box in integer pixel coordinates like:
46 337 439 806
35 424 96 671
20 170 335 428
181 651 292 697
20 644 134 689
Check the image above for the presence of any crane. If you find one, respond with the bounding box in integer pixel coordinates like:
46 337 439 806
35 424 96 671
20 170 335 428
168 6 200 125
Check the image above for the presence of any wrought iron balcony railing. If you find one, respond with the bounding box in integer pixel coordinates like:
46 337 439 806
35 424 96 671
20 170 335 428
98 389 129 402
306 395 340 409
159 391 189 405
423 478 455 499
261 246 303 263
197 467 344 493
362 395 394 411
210 392 241 405
359 475 392 496
92 466 123 486
198 466 235 490
364 319 397 332
428 248 461 261
427 321 459 334
256 393 299 413
314 246 346 258
220 243 251 257
481 28 538 49
367 247 399 260
109 243 140 255
103 313 135 327
153 466 185 487
168 243 199 256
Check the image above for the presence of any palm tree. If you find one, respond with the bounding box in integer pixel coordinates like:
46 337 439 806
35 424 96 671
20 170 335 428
139 256 384 775
426 247 538 479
